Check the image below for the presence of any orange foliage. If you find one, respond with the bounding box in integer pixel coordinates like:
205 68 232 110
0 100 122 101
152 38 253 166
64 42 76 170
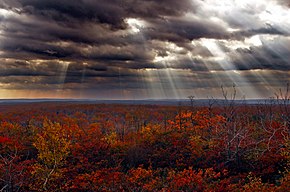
0 102 289 191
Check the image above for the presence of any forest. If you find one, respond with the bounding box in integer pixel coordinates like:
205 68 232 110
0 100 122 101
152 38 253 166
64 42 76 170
0 96 289 191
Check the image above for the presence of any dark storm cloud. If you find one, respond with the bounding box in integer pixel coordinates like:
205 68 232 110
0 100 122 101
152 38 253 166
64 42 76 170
1 38 76 59
0 59 72 76
2 0 126 29
0 0 229 65
195 35 290 72
1 0 196 28
0 0 203 49
237 26 287 38
233 47 290 71
144 17 229 42
276 0 290 7
0 0 289 98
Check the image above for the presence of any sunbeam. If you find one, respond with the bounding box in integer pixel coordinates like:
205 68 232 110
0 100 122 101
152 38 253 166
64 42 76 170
140 68 166 99
201 38 261 98
57 61 70 91
0 0 289 99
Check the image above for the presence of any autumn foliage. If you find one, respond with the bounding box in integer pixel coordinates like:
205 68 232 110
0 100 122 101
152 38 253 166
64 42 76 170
0 101 289 191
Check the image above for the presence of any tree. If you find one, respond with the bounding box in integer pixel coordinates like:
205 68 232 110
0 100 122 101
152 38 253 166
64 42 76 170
30 119 70 191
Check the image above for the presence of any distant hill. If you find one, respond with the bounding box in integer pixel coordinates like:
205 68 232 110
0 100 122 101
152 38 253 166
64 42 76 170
0 98 283 106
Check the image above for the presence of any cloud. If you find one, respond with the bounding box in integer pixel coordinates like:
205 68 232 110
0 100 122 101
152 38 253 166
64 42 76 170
275 0 290 7
1 0 196 28
228 35 290 71
0 0 289 99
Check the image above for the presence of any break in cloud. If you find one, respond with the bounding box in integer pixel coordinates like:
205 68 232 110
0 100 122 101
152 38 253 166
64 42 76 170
0 0 289 99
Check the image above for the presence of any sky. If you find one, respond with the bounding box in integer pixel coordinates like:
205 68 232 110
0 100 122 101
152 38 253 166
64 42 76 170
0 0 289 99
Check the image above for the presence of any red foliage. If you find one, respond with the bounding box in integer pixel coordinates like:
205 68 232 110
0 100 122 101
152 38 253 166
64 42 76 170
0 102 289 191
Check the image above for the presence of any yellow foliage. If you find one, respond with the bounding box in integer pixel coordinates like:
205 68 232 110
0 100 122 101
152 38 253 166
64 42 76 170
102 131 118 145
189 135 206 157
141 124 160 140
34 120 70 167
31 119 71 191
